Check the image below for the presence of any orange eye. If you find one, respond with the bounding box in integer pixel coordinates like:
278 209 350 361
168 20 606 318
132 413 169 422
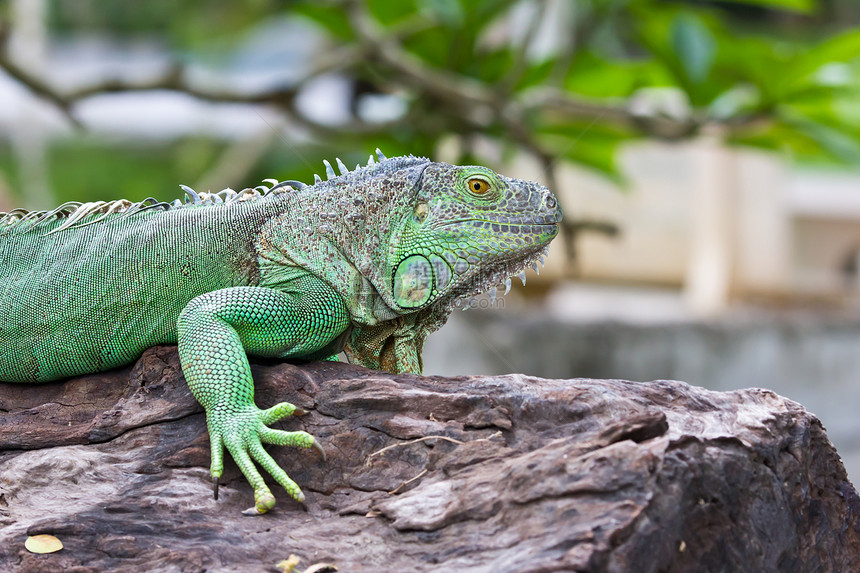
467 178 490 194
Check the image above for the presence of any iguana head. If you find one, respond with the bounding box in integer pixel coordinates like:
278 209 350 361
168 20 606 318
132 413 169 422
250 151 562 372
255 151 561 327
385 160 562 313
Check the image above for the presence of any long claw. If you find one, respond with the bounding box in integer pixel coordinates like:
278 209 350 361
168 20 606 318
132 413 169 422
293 407 308 417
213 476 219 500
312 440 327 462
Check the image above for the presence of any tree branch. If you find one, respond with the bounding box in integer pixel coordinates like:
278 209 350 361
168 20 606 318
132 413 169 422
0 46 81 127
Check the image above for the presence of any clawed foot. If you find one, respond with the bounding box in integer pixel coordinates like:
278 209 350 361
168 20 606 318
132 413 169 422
206 400 325 514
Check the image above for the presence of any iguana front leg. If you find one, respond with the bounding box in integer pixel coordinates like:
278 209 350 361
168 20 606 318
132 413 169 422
177 278 349 515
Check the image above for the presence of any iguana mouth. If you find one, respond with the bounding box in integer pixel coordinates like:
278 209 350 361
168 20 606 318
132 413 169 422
436 219 559 230
440 243 552 311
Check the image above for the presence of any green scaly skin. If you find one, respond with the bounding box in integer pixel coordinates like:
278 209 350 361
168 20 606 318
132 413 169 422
0 151 562 514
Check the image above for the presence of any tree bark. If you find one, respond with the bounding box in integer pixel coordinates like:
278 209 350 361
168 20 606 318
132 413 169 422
1 346 858 572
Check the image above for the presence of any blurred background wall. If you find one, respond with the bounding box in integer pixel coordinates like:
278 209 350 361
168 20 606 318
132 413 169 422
3 0 860 478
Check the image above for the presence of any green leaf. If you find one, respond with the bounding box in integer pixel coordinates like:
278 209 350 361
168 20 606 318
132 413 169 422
781 96 860 141
515 58 557 92
463 0 520 25
564 52 668 99
469 49 515 84
562 140 624 183
713 34 792 105
713 0 816 14
366 0 421 27
632 8 728 105
405 25 475 70
292 3 355 41
708 85 762 121
787 29 860 90
536 121 634 182
670 14 716 85
780 114 860 164
418 0 464 27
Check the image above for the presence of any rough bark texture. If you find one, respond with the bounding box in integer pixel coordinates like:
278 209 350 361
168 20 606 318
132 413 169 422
1 346 858 572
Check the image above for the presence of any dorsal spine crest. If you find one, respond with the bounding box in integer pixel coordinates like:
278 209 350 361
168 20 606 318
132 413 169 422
0 149 426 236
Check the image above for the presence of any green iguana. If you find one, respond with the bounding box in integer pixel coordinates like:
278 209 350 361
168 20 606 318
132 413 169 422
0 151 561 514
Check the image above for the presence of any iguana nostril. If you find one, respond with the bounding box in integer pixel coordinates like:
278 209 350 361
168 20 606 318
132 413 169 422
544 194 556 210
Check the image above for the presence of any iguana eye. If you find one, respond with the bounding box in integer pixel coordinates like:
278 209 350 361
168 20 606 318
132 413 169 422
467 178 490 195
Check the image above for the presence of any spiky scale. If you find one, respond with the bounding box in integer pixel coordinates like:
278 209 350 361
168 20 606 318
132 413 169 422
46 202 108 234
180 184 201 204
275 180 307 192
336 158 349 175
323 160 335 179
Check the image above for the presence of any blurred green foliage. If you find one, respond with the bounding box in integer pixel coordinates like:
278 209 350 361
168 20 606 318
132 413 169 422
50 139 227 201
4 0 860 206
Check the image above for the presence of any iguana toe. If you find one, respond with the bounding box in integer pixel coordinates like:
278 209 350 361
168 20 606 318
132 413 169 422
243 490 277 516
207 406 320 514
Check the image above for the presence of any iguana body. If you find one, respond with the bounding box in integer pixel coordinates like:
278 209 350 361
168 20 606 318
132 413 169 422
0 151 561 514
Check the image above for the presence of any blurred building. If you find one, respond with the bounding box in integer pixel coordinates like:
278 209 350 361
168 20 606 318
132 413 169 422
548 141 860 311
